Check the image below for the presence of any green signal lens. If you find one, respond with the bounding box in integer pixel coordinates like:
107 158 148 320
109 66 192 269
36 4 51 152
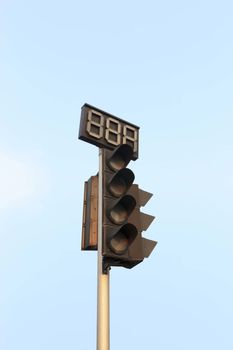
108 223 138 255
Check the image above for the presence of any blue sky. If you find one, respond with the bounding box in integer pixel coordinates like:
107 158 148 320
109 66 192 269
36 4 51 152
1 1 233 349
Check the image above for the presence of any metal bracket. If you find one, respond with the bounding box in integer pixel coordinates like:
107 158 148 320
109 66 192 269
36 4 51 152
102 259 111 275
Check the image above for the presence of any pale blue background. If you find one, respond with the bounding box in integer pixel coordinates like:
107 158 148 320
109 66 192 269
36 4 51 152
1 1 233 349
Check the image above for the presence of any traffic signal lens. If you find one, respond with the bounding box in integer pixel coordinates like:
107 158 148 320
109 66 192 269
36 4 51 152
108 195 136 224
107 144 133 171
108 223 138 255
108 168 135 197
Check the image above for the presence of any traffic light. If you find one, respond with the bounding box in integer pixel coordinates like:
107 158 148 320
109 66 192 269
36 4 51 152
81 175 98 251
102 144 156 269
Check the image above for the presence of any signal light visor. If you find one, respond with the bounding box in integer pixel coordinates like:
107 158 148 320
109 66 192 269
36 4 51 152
108 195 136 225
108 223 138 255
107 168 135 197
107 144 134 171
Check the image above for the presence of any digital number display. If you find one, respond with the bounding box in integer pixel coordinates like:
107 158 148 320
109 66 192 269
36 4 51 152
79 104 139 159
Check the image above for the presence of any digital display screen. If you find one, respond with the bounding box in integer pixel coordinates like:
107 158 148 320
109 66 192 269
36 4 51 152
79 104 139 159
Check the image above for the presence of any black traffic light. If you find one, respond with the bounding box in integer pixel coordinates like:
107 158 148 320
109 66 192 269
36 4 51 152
102 144 156 269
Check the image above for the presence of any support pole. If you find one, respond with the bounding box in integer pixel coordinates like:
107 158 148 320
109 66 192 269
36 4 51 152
97 148 110 350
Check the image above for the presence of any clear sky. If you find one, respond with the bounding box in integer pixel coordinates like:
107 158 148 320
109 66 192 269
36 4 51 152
1 1 233 349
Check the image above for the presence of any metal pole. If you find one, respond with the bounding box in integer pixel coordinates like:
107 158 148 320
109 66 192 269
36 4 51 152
97 148 110 350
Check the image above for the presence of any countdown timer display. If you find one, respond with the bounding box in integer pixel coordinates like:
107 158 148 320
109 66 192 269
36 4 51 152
79 104 139 159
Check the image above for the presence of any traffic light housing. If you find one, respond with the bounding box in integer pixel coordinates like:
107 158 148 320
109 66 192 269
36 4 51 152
81 175 98 251
102 144 156 269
